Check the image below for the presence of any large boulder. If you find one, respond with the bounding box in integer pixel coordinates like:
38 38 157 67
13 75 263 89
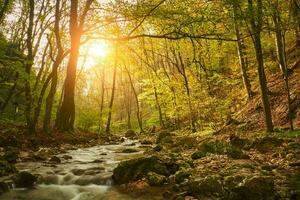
147 172 167 186
125 129 136 138
187 175 225 199
229 176 275 200
48 156 61 164
226 146 249 159
0 160 17 176
112 156 178 184
252 137 283 152
156 130 172 144
13 171 37 188
3 147 19 163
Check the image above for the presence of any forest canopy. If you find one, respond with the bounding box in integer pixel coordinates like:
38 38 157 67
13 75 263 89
0 0 299 134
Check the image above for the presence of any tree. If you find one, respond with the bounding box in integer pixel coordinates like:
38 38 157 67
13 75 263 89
24 0 35 133
56 0 94 131
247 0 273 132
105 44 118 135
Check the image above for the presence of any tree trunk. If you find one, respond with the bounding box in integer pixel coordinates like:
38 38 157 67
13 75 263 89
248 0 273 132
56 0 93 131
98 69 105 133
124 65 143 133
105 46 118 135
176 52 196 132
233 3 253 99
0 73 18 112
32 74 52 129
273 8 294 130
153 85 164 127
24 0 35 133
43 0 64 133
0 0 10 23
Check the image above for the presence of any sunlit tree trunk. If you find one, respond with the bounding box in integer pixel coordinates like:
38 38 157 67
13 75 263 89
56 0 93 131
273 6 294 130
32 75 52 129
153 85 164 127
233 3 253 99
175 51 196 132
44 0 65 133
98 68 105 133
105 45 118 135
248 0 273 132
124 65 143 133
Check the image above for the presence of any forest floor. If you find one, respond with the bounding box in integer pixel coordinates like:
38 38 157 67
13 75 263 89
112 129 300 200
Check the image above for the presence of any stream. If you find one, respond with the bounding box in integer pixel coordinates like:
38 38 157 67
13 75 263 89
0 139 163 200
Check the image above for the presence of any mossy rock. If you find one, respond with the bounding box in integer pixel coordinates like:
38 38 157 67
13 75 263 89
147 172 167 186
112 156 178 184
187 175 224 198
229 176 275 200
223 175 245 191
174 136 198 149
198 140 226 154
124 129 136 138
286 142 300 150
156 130 171 143
288 171 300 198
226 146 249 159
191 151 206 160
252 137 283 152
120 148 139 153
3 146 19 163
0 160 17 176
229 134 251 149
153 145 163 152
175 169 192 184
13 171 37 188
140 139 153 145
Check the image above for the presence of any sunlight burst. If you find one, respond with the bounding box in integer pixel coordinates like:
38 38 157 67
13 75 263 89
88 42 109 58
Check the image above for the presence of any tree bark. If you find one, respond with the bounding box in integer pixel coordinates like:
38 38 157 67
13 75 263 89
248 0 273 132
0 0 10 23
233 3 253 99
105 45 118 135
273 7 294 130
176 52 196 132
43 0 65 133
24 0 35 133
124 65 143 133
56 0 93 131
98 69 105 133
32 74 52 129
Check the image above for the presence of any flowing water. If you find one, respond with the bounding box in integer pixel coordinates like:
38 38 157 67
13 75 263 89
0 140 164 200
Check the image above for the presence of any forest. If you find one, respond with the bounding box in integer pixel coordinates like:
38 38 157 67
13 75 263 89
0 0 299 199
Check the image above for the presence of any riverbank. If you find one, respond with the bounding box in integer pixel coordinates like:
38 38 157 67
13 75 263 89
112 129 300 200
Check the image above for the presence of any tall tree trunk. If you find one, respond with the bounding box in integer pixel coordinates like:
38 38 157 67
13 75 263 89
273 7 294 130
233 3 253 99
176 52 196 132
0 73 18 112
98 69 105 133
153 85 164 127
32 75 52 129
124 65 143 133
0 0 10 23
25 0 35 133
43 0 64 133
56 0 93 131
105 45 118 135
248 0 273 132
